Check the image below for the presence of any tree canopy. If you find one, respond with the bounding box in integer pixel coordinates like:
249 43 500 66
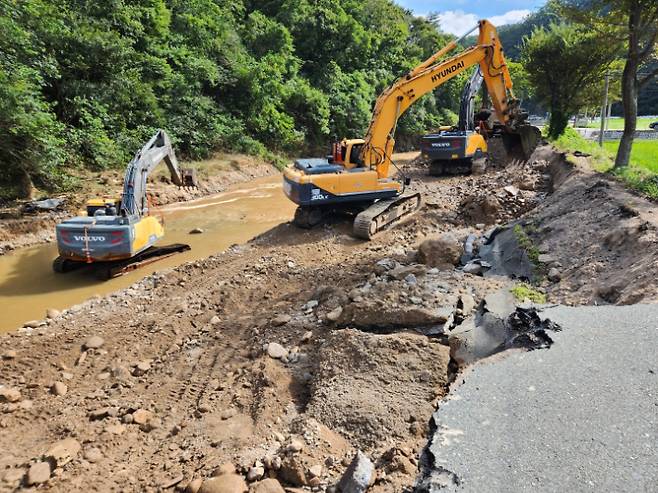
0 0 467 200
553 0 658 167
522 22 620 138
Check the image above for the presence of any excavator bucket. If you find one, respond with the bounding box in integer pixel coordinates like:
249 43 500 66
502 125 542 161
518 125 542 158
181 168 198 188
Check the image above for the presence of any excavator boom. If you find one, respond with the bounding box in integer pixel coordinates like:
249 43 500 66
121 130 197 217
361 20 538 178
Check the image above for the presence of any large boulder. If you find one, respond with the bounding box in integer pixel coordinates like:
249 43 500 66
198 474 247 493
250 478 285 493
337 451 374 493
26 462 51 486
417 233 463 270
45 438 81 467
278 456 307 486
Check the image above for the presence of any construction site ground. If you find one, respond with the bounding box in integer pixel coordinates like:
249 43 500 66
1 145 657 492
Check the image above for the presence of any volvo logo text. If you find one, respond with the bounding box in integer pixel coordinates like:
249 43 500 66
73 235 106 242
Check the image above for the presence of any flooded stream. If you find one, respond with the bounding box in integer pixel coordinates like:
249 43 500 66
0 175 295 333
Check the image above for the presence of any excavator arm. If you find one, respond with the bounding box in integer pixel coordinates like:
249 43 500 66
361 20 533 178
120 130 197 217
458 67 484 131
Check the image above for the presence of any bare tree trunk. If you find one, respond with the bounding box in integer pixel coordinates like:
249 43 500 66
615 4 641 169
18 166 35 200
616 60 638 168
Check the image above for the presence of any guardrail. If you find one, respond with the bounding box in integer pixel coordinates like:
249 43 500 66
576 129 658 141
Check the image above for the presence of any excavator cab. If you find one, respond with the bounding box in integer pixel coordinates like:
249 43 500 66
329 140 365 169
85 198 121 217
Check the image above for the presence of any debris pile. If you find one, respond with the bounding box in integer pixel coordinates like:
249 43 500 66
458 158 551 225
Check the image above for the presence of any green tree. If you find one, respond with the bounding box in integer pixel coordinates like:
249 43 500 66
0 0 466 200
0 0 67 198
554 0 658 168
522 23 619 138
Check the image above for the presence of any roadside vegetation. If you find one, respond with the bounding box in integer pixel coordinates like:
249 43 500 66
603 140 658 174
513 224 540 266
551 128 658 200
510 283 547 304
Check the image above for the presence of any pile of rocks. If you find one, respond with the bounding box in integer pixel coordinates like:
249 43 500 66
458 159 550 226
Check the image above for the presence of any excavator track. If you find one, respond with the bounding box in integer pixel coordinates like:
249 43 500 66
293 206 324 229
93 243 191 280
353 192 422 240
54 244 191 280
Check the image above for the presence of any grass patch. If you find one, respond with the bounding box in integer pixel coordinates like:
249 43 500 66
510 283 547 304
602 140 658 174
551 128 612 169
550 127 658 200
513 224 540 265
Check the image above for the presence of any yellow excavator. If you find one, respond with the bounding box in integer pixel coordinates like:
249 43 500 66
54 130 197 279
283 20 540 239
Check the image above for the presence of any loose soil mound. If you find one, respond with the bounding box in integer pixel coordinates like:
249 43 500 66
307 330 449 450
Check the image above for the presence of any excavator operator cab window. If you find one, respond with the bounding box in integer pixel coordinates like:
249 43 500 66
349 143 364 167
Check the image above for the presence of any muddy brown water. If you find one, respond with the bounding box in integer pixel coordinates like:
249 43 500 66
0 175 295 333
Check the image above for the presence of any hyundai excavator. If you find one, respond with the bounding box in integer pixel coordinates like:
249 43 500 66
54 130 197 279
283 20 540 239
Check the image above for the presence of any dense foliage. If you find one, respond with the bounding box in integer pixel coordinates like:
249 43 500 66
0 0 468 199
522 23 619 138
490 3 658 118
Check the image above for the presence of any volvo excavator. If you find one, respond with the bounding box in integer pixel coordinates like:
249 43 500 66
54 130 197 279
283 20 540 239
421 67 489 175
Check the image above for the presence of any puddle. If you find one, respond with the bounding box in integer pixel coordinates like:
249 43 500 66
0 175 295 332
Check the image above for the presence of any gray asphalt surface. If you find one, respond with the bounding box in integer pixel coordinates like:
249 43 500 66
422 304 658 493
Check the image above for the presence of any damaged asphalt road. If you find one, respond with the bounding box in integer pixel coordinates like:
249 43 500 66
418 304 658 492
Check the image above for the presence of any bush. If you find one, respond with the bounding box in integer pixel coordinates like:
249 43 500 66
550 128 658 200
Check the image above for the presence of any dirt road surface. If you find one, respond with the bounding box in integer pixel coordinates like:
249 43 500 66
1 146 656 492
